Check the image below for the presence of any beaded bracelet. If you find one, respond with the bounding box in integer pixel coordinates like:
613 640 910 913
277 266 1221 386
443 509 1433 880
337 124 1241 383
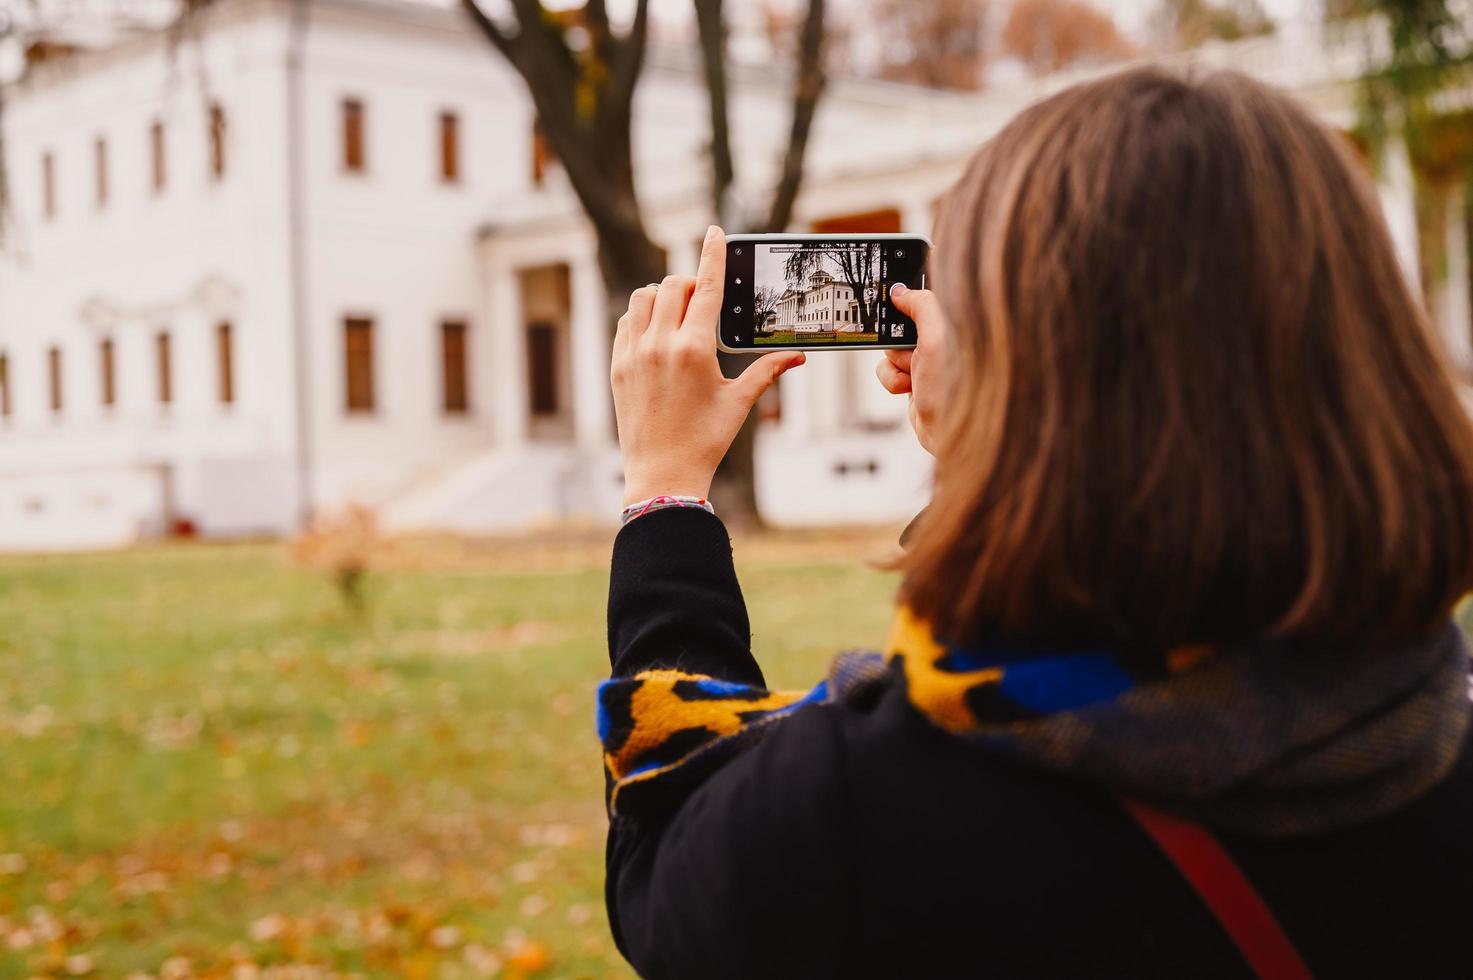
620 495 716 526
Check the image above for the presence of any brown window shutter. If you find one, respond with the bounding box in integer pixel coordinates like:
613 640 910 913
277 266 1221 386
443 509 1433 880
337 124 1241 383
441 320 469 413
95 137 108 208
42 152 56 219
151 121 166 192
48 346 63 413
100 338 115 406
156 331 172 404
209 103 227 180
344 317 375 412
532 121 555 187
343 99 365 173
217 322 234 404
440 112 460 184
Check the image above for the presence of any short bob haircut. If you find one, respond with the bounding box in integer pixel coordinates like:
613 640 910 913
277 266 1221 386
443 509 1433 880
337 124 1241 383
903 67 1473 652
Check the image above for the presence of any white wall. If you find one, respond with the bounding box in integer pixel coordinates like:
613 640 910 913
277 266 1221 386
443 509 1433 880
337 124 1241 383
0 3 302 546
292 0 524 509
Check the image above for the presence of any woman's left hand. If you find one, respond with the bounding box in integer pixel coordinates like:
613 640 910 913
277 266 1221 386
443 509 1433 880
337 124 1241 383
612 226 807 506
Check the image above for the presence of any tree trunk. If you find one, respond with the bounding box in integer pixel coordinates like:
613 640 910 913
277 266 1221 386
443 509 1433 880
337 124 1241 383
698 0 827 527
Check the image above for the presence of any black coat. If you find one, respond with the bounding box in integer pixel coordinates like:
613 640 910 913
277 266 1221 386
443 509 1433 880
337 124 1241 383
604 508 1473 979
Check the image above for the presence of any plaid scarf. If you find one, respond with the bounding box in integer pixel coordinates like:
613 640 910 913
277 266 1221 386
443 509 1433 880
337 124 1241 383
598 606 1471 837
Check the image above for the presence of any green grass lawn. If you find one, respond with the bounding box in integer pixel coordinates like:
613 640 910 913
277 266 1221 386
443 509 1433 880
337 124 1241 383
0 533 901 979
754 330 880 345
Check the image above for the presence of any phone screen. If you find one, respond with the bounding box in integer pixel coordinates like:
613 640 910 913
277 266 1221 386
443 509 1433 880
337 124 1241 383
721 236 929 350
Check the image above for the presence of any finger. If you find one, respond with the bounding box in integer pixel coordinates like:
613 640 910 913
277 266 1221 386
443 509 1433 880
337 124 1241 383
889 283 938 328
613 311 631 359
684 225 726 340
876 356 912 395
732 350 805 406
625 284 660 341
649 275 696 334
884 349 913 374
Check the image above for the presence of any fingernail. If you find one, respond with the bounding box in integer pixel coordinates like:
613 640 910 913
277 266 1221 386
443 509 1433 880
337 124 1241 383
705 225 720 242
891 283 909 298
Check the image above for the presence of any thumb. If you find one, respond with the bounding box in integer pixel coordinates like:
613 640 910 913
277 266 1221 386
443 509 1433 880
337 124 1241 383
889 282 936 322
733 351 806 406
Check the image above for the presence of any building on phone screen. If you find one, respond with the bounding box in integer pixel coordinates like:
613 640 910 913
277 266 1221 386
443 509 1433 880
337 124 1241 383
0 0 1464 548
774 272 870 335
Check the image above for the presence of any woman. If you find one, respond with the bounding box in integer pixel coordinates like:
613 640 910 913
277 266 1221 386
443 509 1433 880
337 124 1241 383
600 67 1473 978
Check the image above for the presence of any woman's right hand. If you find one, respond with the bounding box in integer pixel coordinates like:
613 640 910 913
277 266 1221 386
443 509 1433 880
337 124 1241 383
877 283 947 455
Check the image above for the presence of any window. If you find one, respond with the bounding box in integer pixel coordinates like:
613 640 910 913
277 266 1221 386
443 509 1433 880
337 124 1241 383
439 111 460 184
100 338 115 406
209 103 227 180
532 120 554 187
95 137 108 208
150 120 166 193
42 152 56 220
0 352 10 419
441 320 469 413
344 317 374 412
342 98 366 174
48 346 62 414
527 321 558 417
217 322 234 404
155 331 172 405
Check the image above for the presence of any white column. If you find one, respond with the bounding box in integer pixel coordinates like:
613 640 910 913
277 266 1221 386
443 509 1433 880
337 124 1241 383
487 258 529 446
1433 182 1473 374
1379 135 1422 293
570 250 614 448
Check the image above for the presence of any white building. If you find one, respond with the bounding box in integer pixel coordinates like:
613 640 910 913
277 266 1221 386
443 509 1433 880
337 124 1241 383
774 271 870 334
0 0 1467 549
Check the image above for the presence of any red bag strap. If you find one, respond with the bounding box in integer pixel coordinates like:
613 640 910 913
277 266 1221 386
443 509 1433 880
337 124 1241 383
1119 797 1315 980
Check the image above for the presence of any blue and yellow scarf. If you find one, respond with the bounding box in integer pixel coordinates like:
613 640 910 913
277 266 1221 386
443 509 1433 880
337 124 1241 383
598 606 1471 837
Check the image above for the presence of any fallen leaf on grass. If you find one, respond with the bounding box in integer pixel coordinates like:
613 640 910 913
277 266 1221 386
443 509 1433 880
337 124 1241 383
505 939 551 975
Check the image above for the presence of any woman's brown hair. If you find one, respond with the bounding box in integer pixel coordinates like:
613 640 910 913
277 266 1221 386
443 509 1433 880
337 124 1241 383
904 67 1473 651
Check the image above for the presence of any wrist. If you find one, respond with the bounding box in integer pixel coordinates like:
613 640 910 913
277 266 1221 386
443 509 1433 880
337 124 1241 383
621 494 715 526
622 472 713 507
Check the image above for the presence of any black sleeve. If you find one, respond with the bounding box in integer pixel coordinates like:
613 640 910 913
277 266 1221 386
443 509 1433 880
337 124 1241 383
606 507 764 686
606 706 853 979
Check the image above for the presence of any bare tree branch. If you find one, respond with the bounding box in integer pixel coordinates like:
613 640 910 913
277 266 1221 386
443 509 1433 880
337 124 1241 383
693 0 735 225
463 0 664 306
585 0 610 38
609 0 650 110
762 0 825 232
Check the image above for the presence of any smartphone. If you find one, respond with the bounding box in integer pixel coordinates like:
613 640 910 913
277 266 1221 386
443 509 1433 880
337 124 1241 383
718 233 930 352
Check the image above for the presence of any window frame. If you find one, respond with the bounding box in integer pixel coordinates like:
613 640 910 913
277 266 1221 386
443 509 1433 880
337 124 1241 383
439 110 461 185
150 120 167 194
343 316 376 414
209 102 227 181
100 337 116 407
342 98 367 175
155 330 172 406
440 319 470 414
216 322 235 405
95 136 108 209
47 346 63 415
42 151 56 220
